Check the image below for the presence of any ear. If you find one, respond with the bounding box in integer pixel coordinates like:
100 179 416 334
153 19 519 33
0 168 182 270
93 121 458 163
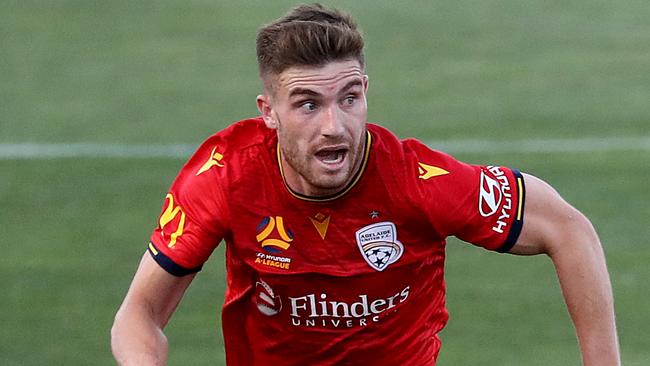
362 74 369 93
257 94 278 129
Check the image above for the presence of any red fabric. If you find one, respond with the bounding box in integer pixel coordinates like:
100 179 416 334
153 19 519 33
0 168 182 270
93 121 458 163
149 117 524 365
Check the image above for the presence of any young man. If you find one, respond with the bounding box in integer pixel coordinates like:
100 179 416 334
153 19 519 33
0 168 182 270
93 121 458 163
111 4 620 365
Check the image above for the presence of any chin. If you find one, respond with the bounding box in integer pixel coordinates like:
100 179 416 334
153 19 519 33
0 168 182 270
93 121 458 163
313 172 351 192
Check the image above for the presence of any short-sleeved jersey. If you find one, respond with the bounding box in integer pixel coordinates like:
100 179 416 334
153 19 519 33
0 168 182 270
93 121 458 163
148 117 525 366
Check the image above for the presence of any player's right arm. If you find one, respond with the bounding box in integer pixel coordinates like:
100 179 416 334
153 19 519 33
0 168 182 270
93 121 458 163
111 253 195 365
110 129 235 364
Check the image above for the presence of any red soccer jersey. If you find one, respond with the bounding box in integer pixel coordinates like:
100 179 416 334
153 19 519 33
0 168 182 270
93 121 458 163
149 117 525 365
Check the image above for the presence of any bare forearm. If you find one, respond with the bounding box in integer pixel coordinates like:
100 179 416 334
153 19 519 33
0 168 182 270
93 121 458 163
111 254 195 365
550 226 620 366
514 174 620 365
111 304 169 366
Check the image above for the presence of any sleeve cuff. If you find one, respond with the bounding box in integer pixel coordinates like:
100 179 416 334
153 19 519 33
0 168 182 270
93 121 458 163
147 242 203 276
497 170 526 253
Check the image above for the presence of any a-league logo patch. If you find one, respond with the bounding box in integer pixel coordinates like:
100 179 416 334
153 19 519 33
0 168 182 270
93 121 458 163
355 222 404 271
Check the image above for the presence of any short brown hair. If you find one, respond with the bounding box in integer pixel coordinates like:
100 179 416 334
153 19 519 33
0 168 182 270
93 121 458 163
256 4 365 80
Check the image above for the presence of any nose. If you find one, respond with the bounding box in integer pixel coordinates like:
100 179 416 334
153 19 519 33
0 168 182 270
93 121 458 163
321 105 345 137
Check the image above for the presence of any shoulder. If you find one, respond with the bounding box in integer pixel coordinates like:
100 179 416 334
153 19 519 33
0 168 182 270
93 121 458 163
367 123 464 178
201 117 273 154
169 117 273 197
183 117 273 174
164 117 273 229
366 124 475 215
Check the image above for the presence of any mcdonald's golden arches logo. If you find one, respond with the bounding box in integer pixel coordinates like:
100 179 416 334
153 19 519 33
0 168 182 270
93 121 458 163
159 193 186 248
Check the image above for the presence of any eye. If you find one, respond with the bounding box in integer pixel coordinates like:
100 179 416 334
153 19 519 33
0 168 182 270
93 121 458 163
343 96 356 105
300 101 317 112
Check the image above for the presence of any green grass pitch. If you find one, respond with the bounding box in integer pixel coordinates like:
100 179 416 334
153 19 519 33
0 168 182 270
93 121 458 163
1 1 649 365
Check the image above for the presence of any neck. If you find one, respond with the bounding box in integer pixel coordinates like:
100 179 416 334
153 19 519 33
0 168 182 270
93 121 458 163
278 131 370 200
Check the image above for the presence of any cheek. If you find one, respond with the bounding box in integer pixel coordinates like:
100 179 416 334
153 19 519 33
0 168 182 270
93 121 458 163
282 115 319 139
346 101 368 125
278 120 310 149
347 109 367 133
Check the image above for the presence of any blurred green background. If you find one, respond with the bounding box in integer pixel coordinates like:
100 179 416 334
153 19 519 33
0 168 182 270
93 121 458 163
1 1 648 365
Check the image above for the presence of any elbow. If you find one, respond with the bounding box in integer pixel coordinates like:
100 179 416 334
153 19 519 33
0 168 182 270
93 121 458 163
109 302 169 365
110 309 126 362
110 312 121 346
545 207 601 259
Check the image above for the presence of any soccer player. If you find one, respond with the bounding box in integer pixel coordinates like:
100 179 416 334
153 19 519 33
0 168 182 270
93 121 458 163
111 4 620 365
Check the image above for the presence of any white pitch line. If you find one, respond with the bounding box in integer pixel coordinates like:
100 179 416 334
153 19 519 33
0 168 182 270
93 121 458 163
0 143 196 159
0 136 648 160
426 136 650 154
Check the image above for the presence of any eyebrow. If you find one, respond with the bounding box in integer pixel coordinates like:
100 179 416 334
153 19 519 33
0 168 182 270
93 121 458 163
288 79 364 99
288 87 320 99
340 79 363 94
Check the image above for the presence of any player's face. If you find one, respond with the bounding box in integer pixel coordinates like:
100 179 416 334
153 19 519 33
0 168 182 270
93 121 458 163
257 60 369 197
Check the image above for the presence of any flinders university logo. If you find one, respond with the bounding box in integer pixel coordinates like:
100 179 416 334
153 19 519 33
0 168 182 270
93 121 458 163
256 279 282 316
355 222 404 271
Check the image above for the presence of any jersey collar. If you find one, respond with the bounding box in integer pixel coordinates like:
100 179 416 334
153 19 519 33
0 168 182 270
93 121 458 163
277 130 372 202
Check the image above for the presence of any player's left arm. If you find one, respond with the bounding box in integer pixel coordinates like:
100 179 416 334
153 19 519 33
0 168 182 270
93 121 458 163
511 173 620 366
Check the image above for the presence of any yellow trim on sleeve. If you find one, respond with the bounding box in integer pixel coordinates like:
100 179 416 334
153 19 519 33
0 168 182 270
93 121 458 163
516 177 524 220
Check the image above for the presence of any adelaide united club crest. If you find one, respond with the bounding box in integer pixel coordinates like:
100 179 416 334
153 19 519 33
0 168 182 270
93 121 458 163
355 222 404 271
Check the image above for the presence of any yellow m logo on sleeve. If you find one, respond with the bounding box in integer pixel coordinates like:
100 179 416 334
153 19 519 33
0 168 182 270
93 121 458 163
159 193 186 248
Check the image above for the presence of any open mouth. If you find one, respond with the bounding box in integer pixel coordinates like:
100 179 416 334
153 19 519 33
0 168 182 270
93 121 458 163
315 148 348 166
